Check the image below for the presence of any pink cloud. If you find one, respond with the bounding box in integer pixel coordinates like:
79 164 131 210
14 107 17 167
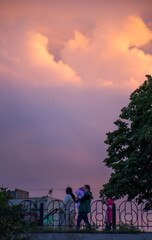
0 23 82 87
61 16 152 90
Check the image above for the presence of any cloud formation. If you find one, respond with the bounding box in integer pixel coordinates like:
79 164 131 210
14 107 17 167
1 14 152 91
61 16 152 89
0 24 82 87
0 0 152 199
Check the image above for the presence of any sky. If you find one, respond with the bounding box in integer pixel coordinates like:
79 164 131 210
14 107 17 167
0 0 152 200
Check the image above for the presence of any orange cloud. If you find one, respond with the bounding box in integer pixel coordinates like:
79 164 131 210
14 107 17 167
0 15 152 91
66 31 89 51
26 31 82 86
107 16 152 52
61 16 152 90
0 26 82 87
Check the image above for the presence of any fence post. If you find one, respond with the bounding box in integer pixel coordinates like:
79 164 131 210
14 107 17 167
39 203 44 226
34 201 38 221
112 203 116 230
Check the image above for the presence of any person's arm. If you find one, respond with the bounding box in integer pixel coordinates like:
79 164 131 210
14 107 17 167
79 193 90 202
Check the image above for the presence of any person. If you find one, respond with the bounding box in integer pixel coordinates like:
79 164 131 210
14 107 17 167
105 198 114 230
75 187 84 209
59 187 75 229
76 185 92 230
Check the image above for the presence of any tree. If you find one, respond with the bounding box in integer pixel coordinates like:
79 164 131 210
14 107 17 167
100 75 152 210
0 187 36 240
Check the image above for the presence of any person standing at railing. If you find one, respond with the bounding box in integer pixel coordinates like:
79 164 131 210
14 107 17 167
76 185 92 230
104 198 114 230
59 187 75 229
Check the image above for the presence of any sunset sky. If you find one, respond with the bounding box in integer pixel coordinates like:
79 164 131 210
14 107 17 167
0 0 152 199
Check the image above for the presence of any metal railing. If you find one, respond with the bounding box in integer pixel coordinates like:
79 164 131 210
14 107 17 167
9 199 152 230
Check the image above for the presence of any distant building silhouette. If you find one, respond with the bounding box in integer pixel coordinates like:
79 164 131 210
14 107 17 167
9 188 29 199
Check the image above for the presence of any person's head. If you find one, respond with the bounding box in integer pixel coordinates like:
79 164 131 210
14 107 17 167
84 185 90 192
66 187 73 195
66 187 75 201
107 198 114 205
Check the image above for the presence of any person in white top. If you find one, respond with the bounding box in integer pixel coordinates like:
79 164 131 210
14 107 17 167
59 187 75 229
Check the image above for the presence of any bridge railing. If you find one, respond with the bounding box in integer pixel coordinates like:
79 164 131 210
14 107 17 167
9 199 152 230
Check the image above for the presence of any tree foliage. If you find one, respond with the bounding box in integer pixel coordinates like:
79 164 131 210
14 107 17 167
0 187 35 240
100 75 152 210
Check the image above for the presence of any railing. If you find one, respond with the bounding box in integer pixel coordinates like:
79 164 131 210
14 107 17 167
116 200 152 230
9 199 152 230
8 199 40 223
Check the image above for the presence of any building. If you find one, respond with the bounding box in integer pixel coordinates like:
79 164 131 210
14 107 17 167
9 188 29 199
8 188 62 226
